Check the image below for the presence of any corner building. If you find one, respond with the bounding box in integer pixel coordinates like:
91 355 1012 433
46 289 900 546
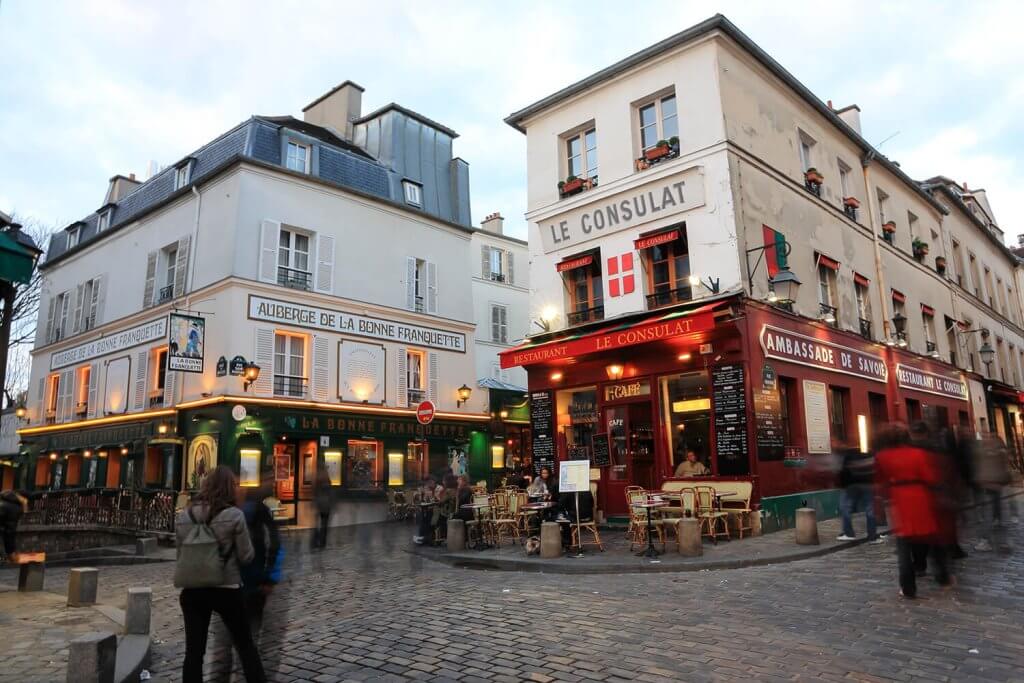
501 15 1024 527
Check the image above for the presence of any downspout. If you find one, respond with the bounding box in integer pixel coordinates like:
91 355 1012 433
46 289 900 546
861 153 891 340
176 185 203 408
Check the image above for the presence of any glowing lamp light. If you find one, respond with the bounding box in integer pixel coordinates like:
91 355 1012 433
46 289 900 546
49 452 58 460
605 364 625 380
456 384 473 407
242 362 261 391
120 447 129 456
540 306 558 323
98 451 108 458
14 405 27 420
84 450 92 458
677 352 692 362
550 371 564 382
857 415 869 454
158 423 168 435
499 409 509 420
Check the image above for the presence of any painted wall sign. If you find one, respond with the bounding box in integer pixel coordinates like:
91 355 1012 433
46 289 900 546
167 313 205 373
802 379 831 454
759 325 887 383
501 311 715 368
248 295 466 353
338 341 385 404
538 166 706 253
50 317 167 370
603 380 651 402
633 229 680 251
276 412 470 440
895 364 968 401
555 255 594 273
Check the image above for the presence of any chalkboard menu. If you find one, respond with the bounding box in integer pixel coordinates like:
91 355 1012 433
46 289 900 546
754 363 785 461
712 364 749 475
567 444 590 461
530 390 555 474
591 433 611 467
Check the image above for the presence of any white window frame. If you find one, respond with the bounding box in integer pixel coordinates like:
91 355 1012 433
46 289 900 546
97 210 111 232
413 258 426 312
490 304 508 344
923 312 936 345
46 373 60 418
565 128 598 181
798 130 816 172
67 226 80 249
876 188 890 226
174 163 190 190
51 291 70 342
285 141 311 173
76 365 91 415
403 180 422 207
81 278 97 331
165 247 178 290
817 265 834 307
837 159 852 197
489 247 505 282
273 331 307 398
277 227 312 289
637 93 678 151
855 282 870 320
406 349 426 403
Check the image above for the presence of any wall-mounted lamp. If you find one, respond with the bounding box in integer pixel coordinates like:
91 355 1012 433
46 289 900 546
98 450 108 458
49 452 58 460
242 362 261 391
157 423 169 435
533 306 560 332
499 409 509 420
120 446 129 456
979 340 996 371
605 364 625 380
83 449 92 458
550 371 564 382
767 267 801 310
14 405 27 421
456 384 472 408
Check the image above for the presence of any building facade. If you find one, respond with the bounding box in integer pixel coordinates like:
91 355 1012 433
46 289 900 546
16 82 497 525
501 14 1024 526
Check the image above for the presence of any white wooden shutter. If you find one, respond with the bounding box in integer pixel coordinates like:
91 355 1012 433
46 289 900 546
312 335 329 402
396 348 408 407
253 328 275 395
428 352 439 403
36 377 45 423
71 284 85 335
86 363 99 418
481 245 491 278
58 294 69 340
506 251 514 285
57 370 74 422
89 276 104 329
426 261 438 314
405 257 416 310
174 235 190 297
259 220 281 284
45 295 56 344
315 234 335 293
143 251 158 307
133 350 149 411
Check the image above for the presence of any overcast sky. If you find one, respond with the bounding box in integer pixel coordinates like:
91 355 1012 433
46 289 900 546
2 1 1022 244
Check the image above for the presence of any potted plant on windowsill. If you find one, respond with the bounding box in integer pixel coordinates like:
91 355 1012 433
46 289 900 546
882 221 897 234
935 255 947 274
804 167 824 184
912 238 929 260
668 136 680 154
843 196 860 209
645 140 672 161
558 175 585 197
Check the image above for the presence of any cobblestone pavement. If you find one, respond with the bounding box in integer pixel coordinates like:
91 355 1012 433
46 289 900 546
1 514 1021 682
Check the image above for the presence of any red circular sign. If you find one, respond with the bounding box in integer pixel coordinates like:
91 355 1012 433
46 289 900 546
416 400 436 425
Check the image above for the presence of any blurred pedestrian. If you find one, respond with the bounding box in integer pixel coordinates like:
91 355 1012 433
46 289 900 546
313 469 334 550
174 466 266 683
414 475 438 545
874 424 952 599
0 490 27 563
835 446 880 543
973 432 1011 551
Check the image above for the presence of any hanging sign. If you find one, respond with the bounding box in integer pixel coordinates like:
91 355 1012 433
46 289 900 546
229 355 247 375
167 313 205 373
895 364 968 401
215 356 228 377
760 325 887 383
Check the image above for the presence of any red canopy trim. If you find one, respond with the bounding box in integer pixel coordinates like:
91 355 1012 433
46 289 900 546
892 289 907 304
853 272 870 288
816 252 840 271
920 304 935 316
634 229 680 251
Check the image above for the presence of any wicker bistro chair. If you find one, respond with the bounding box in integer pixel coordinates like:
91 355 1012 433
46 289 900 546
570 483 604 551
489 492 521 546
627 490 666 552
694 486 730 543
513 491 536 534
466 494 494 545
624 487 646 538
718 485 754 539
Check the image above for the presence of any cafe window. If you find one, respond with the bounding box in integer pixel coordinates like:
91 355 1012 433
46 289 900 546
564 259 603 325
659 372 712 475
640 228 691 309
76 365 91 417
556 387 598 461
778 376 798 447
347 439 381 490
829 386 850 442
407 349 425 404
274 332 307 398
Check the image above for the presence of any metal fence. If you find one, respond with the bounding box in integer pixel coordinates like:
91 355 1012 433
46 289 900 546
21 488 176 534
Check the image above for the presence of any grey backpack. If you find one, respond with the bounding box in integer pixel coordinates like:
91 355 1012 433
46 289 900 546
173 507 233 589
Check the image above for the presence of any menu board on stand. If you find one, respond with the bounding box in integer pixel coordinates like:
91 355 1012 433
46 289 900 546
712 364 749 475
530 390 555 475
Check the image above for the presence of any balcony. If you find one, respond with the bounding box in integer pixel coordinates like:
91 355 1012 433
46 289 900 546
646 286 693 310
408 388 426 405
858 318 872 340
567 305 604 326
488 272 505 283
149 390 165 408
818 303 838 328
277 267 312 291
926 341 938 355
273 375 308 398
158 285 174 303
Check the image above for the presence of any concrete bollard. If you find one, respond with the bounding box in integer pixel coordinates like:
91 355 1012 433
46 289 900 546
751 509 763 537
68 567 99 607
66 631 117 683
135 537 157 556
540 522 563 559
446 519 466 551
676 518 703 557
125 587 152 635
18 562 44 592
795 507 819 545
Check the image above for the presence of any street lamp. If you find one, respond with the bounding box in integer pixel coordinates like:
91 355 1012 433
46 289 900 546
979 341 996 375
242 362 261 391
767 267 801 310
14 404 27 421
456 384 472 407
891 312 908 346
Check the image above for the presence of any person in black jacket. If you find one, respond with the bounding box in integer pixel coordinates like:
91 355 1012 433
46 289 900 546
0 490 27 562
836 446 880 542
557 489 595 549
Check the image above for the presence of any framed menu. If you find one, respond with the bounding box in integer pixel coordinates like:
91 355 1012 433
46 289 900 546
591 433 611 467
712 364 749 475
754 364 785 461
530 390 555 474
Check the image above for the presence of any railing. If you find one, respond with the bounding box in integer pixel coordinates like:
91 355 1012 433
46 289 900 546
819 303 838 327
74 402 88 417
859 318 872 340
158 284 174 303
408 388 426 405
21 488 176 534
805 179 822 198
277 266 312 291
646 286 692 309
567 305 604 326
149 391 165 408
843 204 858 221
273 375 308 398
926 341 938 354
488 272 505 283
414 295 425 313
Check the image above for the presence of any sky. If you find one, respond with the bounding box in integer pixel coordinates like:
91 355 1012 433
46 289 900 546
1 0 1022 245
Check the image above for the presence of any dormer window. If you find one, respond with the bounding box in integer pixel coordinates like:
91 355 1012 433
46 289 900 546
285 141 310 173
403 180 423 207
66 225 80 249
97 209 111 232
174 162 191 190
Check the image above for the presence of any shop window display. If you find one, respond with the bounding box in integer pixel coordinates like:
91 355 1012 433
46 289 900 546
347 439 380 490
660 371 712 474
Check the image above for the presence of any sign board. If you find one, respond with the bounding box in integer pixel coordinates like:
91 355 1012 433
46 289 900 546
231 404 247 422
229 355 247 375
51 318 167 370
712 364 749 475
167 313 205 373
802 379 831 453
603 379 651 402
416 400 436 425
530 390 555 474
754 363 785 461
590 433 611 467
320 435 331 447
248 295 466 352
215 356 228 377
559 459 591 493
760 325 887 383
895 364 968 401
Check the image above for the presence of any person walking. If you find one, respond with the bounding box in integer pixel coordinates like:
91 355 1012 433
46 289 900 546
835 446 881 543
875 424 951 599
175 466 266 683
313 469 334 550
973 432 1011 551
0 490 27 562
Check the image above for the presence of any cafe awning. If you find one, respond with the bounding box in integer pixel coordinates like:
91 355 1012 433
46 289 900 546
634 228 680 250
556 252 596 273
499 299 725 369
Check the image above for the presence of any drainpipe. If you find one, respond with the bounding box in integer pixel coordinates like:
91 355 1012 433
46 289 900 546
861 153 891 340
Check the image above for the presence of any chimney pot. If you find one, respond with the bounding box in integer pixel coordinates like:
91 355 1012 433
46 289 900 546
129 173 135 180
963 181 969 191
481 212 504 234
827 99 833 109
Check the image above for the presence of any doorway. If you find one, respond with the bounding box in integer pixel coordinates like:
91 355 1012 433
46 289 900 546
601 402 655 515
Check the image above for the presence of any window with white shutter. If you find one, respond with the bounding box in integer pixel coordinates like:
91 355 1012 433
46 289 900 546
163 359 177 408
143 251 158 308
311 335 329 401
273 332 306 398
405 257 418 311
426 261 438 314
174 235 190 298
253 328 275 395
396 347 408 407
258 220 282 284
491 304 508 343
481 245 491 279
428 352 439 403
44 374 59 423
57 369 74 423
45 295 56 344
406 349 425 405
133 350 149 412
86 362 99 418
315 234 335 293
506 251 514 285
72 284 85 335
75 366 91 418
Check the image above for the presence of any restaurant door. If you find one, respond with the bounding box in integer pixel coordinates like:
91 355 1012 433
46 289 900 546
602 402 655 515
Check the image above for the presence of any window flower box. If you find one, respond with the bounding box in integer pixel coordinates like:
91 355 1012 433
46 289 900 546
804 168 824 184
935 256 947 274
912 238 929 261
558 176 585 198
843 197 860 209
882 221 897 234
644 141 672 161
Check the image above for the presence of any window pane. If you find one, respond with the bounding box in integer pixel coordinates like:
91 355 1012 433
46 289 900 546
661 96 678 140
660 96 676 118
639 104 656 127
641 123 658 149
295 234 309 253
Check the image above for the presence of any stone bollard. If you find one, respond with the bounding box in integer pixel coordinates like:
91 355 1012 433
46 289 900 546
540 522 563 559
446 519 466 551
135 537 157 556
66 631 117 683
676 518 703 557
125 587 152 635
795 507 819 545
68 567 99 607
17 562 44 592
750 508 763 537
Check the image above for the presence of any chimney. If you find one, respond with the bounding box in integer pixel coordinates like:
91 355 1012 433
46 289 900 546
104 174 142 204
833 104 862 135
481 212 504 235
303 80 364 141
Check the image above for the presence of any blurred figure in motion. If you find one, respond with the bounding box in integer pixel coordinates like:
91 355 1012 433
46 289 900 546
875 423 952 599
972 432 1011 552
313 469 334 550
414 475 438 545
0 490 27 563
835 445 880 543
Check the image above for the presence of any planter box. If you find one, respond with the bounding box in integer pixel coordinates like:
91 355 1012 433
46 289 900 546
644 144 671 161
843 197 860 208
559 178 584 197
882 222 897 233
804 170 824 184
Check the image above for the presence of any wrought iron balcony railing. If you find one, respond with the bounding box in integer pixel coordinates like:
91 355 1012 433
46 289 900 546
273 375 308 398
277 267 312 291
567 305 604 326
646 286 693 310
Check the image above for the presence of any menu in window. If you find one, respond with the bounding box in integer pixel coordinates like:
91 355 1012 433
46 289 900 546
530 390 555 474
802 379 832 454
591 433 611 467
712 364 749 475
754 363 785 461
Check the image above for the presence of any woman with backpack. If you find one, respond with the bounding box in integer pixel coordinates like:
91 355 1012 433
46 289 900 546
175 466 266 682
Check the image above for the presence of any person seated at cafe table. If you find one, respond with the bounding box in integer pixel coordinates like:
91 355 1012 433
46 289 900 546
452 475 476 523
556 488 595 549
674 450 711 478
527 466 557 499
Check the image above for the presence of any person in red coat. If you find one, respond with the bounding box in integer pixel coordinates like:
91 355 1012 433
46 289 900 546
874 422 952 598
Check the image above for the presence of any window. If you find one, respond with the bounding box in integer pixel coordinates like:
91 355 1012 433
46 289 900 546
566 128 598 182
643 230 691 308
76 366 91 416
778 377 797 447
273 332 306 398
490 304 508 343
485 246 506 282
97 210 111 232
285 141 310 173
79 278 99 331
855 280 871 338
565 260 603 325
174 164 190 190
997 278 1007 315
798 130 816 171
837 159 852 198
46 374 59 421
160 247 177 303
892 295 908 346
67 226 80 249
829 386 850 442
984 268 995 308
156 348 168 391
277 228 311 290
923 310 937 354
49 291 70 343
945 317 959 367
952 240 965 286
969 253 981 297
1009 286 1017 323
817 262 837 325
403 180 422 207
877 188 889 225
413 258 427 312
406 349 425 404
638 94 678 151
